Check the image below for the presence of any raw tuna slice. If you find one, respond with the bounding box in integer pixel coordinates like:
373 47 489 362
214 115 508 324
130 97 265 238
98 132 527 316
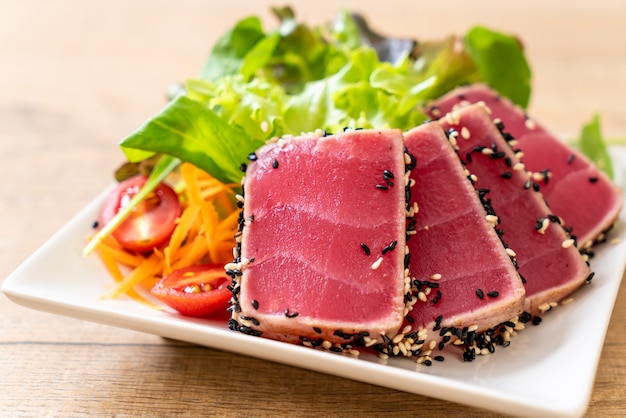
438 104 592 317
425 83 622 248
228 129 410 349
396 122 525 354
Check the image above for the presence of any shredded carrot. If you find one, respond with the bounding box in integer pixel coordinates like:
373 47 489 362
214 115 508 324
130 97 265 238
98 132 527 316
87 162 240 305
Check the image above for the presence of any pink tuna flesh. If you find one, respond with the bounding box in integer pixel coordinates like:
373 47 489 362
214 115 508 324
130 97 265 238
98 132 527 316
438 104 592 316
233 129 408 344
404 122 525 335
425 83 622 248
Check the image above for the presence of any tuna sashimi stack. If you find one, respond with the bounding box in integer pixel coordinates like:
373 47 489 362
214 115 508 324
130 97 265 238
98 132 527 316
438 104 592 317
228 88 619 363
228 129 412 351
425 84 623 249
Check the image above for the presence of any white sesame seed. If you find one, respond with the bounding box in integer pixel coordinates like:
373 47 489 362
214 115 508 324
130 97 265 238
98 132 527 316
513 162 525 171
430 273 442 280
399 343 408 356
560 297 574 305
402 324 412 335
531 172 545 182
392 334 404 344
476 101 492 115
561 238 575 249
525 119 537 130
538 302 551 312
485 214 499 226
505 248 517 257
418 291 427 302
371 257 384 270
611 238 622 245
481 148 494 155
461 126 471 139
468 324 479 332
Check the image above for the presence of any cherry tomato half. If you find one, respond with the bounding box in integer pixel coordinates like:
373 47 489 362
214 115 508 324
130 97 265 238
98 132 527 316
99 175 181 253
151 265 232 317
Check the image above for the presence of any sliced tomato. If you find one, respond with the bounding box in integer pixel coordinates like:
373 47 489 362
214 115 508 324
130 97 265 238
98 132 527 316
151 265 232 317
99 175 181 253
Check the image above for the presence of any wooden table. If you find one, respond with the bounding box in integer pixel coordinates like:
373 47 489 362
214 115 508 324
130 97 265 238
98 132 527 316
1 1 625 416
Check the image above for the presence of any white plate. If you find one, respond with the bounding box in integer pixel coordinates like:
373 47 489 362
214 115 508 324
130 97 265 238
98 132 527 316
4 148 626 418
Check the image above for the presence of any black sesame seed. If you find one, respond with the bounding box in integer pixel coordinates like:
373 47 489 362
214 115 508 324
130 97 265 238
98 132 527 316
532 316 543 326
465 152 473 163
403 253 411 269
272 159 279 169
586 272 595 283
240 163 247 172
535 218 546 231
360 243 371 256
251 299 259 310
285 309 299 318
382 240 398 255
92 220 99 229
567 154 575 164
589 177 599 184
500 171 513 179
383 169 395 180
504 157 512 167
247 152 258 161
532 182 541 192
487 291 500 298
475 288 484 299
519 311 532 323
524 179 531 190
375 184 389 190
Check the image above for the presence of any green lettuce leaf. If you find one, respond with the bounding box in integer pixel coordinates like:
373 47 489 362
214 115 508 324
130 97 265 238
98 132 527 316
200 16 266 81
464 26 532 108
120 95 264 184
576 114 614 179
119 10 538 189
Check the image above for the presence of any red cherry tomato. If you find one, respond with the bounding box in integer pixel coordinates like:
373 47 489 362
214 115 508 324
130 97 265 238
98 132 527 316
151 265 232 317
99 175 181 253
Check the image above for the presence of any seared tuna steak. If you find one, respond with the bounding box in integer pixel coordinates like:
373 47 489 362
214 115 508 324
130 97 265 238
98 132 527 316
229 129 410 348
403 122 525 341
425 84 622 248
438 104 592 316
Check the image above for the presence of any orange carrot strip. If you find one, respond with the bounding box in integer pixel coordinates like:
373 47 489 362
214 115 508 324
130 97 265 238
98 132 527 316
95 241 145 268
102 255 162 300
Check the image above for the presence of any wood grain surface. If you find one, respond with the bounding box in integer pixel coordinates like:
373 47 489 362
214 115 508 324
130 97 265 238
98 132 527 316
1 1 625 416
